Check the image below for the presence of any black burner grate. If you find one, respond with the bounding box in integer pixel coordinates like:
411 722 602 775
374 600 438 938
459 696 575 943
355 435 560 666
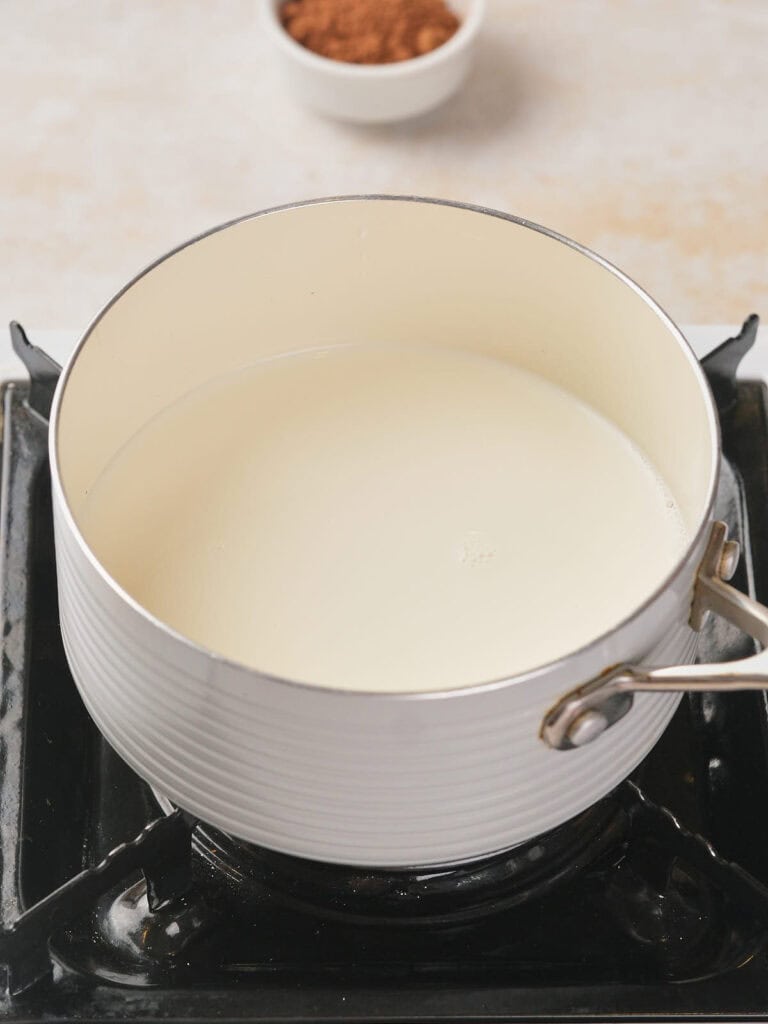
3 318 768 1021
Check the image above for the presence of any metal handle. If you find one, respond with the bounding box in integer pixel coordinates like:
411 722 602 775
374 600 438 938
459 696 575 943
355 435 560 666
541 521 768 750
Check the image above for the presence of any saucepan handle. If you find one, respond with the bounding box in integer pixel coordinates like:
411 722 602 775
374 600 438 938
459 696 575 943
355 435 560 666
541 520 768 750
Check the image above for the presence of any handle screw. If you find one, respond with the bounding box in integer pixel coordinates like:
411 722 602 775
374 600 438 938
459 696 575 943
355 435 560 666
719 540 740 581
567 709 609 747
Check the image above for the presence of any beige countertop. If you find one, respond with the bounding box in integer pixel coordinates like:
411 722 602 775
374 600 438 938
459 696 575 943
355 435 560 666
2 0 767 330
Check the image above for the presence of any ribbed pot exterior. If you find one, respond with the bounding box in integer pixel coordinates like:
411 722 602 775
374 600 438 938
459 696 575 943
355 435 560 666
53 483 706 868
48 198 720 869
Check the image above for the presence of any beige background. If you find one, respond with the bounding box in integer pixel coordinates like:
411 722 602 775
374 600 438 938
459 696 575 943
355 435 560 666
2 0 767 330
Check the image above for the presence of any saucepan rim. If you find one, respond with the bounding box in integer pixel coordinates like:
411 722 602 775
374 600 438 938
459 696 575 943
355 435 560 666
48 195 721 701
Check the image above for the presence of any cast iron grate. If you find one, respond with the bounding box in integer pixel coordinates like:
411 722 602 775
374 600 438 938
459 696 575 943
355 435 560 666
3 318 768 1021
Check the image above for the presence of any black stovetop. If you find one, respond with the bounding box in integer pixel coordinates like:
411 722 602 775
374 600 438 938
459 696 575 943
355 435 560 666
3 320 768 1022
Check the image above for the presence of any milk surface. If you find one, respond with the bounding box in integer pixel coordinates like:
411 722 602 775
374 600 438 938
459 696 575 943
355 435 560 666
80 344 688 692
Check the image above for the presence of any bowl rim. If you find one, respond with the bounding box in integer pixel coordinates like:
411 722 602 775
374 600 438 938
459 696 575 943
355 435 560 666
263 0 486 78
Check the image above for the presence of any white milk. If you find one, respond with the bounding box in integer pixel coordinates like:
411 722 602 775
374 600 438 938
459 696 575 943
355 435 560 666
79 343 688 692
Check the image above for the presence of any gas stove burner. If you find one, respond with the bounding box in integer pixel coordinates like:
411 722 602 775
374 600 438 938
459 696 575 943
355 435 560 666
185 795 628 927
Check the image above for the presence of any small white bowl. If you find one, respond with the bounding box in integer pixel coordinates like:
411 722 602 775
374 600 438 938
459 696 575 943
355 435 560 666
263 0 485 124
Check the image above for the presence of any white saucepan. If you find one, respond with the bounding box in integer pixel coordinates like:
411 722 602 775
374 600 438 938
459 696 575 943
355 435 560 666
48 197 768 868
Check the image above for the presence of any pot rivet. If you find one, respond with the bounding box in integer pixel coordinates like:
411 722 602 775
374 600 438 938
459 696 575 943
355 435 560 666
567 710 609 747
719 540 740 581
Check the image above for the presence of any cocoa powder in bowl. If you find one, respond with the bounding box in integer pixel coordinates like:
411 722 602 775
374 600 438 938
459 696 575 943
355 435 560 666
280 0 461 65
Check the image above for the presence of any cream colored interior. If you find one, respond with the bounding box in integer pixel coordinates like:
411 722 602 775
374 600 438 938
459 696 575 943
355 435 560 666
56 199 716 537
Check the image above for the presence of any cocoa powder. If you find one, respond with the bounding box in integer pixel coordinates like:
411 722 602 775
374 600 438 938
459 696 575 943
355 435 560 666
280 0 461 65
